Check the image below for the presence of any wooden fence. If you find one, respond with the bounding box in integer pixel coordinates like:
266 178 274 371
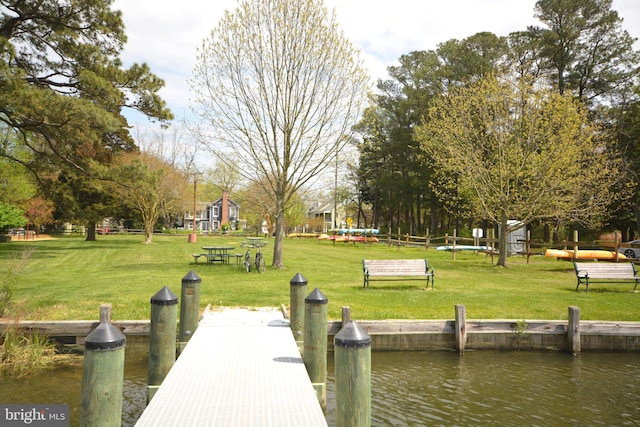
383 228 633 263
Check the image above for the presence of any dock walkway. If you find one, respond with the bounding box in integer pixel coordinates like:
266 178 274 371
135 308 327 426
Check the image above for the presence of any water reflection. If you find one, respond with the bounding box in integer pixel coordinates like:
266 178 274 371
326 351 640 426
1 351 638 426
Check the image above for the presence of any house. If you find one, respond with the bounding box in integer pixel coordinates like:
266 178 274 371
207 191 240 231
306 199 345 232
182 192 240 232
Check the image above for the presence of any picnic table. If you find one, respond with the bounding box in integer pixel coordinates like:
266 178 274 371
200 246 235 264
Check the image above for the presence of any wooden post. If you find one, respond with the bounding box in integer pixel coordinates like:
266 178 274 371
425 228 430 251
615 233 620 262
568 306 581 355
80 304 126 427
452 229 457 260
178 270 201 353
341 306 351 327
455 304 467 354
289 273 307 347
147 286 178 403
573 230 579 260
303 288 328 410
334 321 371 427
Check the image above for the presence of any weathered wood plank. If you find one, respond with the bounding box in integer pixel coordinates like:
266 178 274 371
0 320 150 336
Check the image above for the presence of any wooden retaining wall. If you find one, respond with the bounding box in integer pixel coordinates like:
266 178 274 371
2 318 639 353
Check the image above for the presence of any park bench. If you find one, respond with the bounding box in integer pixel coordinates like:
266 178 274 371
362 259 434 289
573 262 640 292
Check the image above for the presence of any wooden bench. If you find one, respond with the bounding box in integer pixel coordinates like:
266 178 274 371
573 262 640 292
362 259 434 289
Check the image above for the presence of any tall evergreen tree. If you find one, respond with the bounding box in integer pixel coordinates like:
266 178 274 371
0 0 172 236
530 0 640 104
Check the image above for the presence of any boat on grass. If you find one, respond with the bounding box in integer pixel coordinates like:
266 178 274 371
544 249 626 260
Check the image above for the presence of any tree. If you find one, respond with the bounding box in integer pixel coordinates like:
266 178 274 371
354 36 508 236
206 156 243 196
191 0 369 268
0 0 172 237
415 75 623 267
111 152 188 244
45 169 117 241
530 0 640 104
0 203 27 234
25 196 55 232
0 127 35 206
615 86 640 235
0 0 172 168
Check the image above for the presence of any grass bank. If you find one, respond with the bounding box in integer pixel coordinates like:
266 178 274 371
0 234 637 321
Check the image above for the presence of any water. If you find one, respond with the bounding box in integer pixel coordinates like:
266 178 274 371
0 355 148 426
326 351 640 427
1 351 638 426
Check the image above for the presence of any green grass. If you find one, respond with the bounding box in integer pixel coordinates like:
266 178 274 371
0 234 637 321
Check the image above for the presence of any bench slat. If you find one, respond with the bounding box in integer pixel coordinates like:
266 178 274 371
573 262 639 292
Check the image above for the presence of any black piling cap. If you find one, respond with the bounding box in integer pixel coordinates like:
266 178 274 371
305 287 328 304
85 321 126 351
151 286 178 306
182 270 201 284
290 272 308 286
334 320 371 348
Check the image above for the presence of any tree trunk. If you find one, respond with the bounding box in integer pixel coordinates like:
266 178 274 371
143 211 155 244
497 214 508 267
144 226 153 244
272 197 285 268
86 221 96 241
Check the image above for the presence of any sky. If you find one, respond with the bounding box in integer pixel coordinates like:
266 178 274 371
111 0 640 133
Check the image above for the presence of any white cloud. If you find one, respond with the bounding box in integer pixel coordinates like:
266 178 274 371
113 0 640 130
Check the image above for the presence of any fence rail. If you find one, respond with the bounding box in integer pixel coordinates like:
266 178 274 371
382 228 630 263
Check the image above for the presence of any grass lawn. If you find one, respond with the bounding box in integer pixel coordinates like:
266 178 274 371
0 234 637 322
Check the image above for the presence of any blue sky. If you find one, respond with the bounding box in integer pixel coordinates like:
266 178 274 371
112 0 640 134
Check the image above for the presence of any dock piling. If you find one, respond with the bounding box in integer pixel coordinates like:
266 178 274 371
179 270 201 353
80 304 126 427
334 320 371 427
455 304 467 354
304 288 328 410
568 306 581 355
289 273 307 348
147 286 178 402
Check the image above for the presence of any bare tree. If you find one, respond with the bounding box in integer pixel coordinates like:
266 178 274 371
190 0 369 268
112 152 188 244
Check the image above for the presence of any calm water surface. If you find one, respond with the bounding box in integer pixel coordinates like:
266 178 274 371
1 351 638 426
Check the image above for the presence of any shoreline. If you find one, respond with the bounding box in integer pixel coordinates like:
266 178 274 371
2 317 639 353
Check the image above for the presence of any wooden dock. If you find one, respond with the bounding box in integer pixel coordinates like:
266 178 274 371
135 307 327 426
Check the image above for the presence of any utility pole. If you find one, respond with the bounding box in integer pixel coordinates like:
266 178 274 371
188 173 198 243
